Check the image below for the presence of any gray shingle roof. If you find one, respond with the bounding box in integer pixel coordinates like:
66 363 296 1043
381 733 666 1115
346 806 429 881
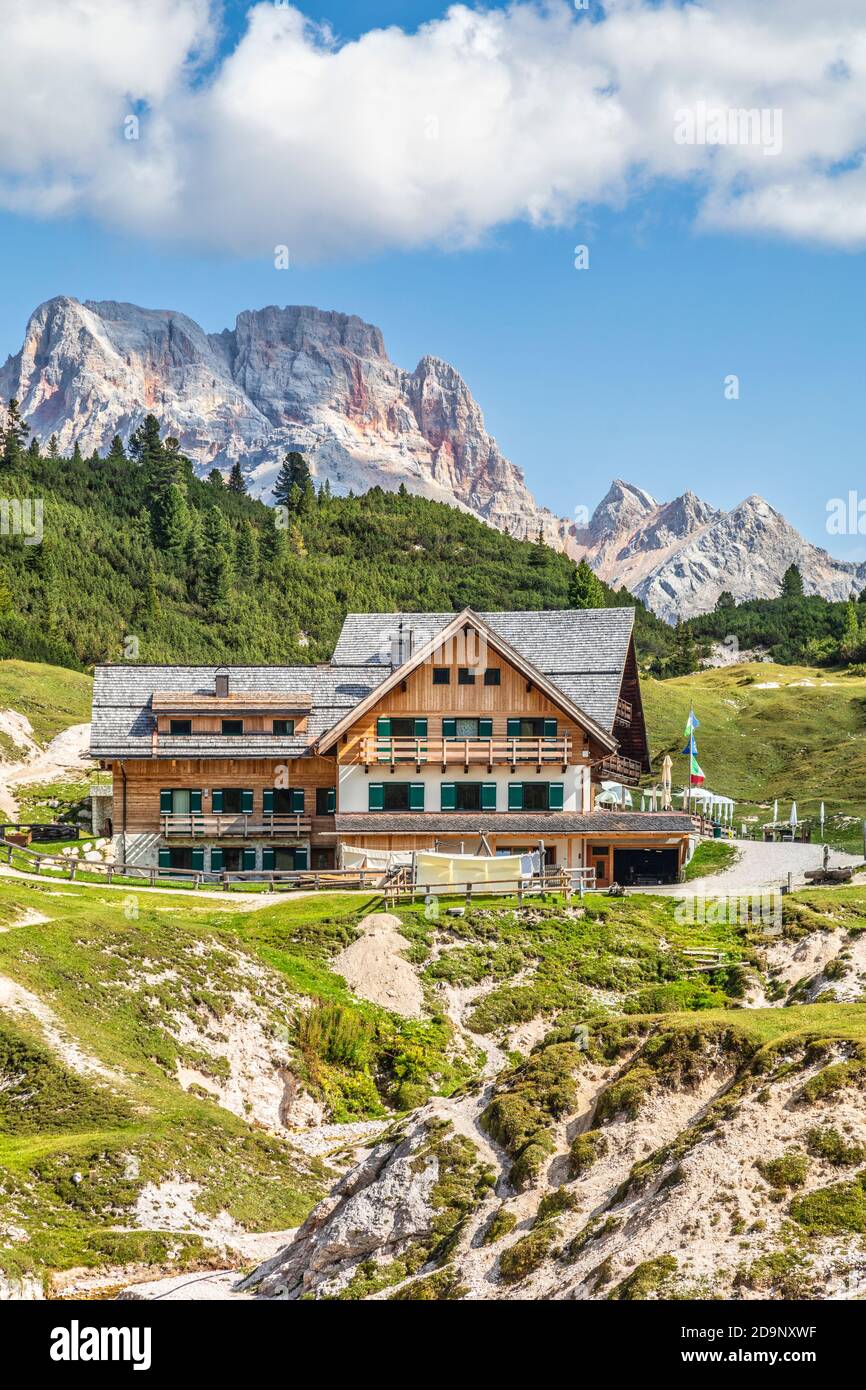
90 607 639 759
90 664 388 759
335 813 693 836
330 608 635 731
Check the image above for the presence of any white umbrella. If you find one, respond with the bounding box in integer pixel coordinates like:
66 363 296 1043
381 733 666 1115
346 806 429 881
772 799 778 824
790 801 798 828
820 802 825 833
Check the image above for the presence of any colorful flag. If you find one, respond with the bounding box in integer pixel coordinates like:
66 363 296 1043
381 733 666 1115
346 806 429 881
683 708 699 737
689 750 705 785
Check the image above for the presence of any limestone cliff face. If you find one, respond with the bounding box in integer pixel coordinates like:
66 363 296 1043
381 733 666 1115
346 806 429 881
2 297 863 619
0 295 564 543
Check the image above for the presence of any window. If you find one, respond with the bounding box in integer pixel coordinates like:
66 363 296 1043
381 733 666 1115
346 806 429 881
483 668 501 686
316 787 336 816
507 783 565 812
457 667 475 685
368 783 424 811
211 788 253 815
160 789 202 816
273 719 295 736
506 718 558 738
432 667 450 685
263 848 308 871
158 847 202 872
442 717 493 738
386 717 423 737
441 782 496 811
169 719 192 736
265 788 305 815
221 719 244 737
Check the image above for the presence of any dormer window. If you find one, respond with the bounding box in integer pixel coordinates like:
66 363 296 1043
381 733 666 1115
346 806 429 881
169 719 192 736
221 719 243 737
273 719 295 736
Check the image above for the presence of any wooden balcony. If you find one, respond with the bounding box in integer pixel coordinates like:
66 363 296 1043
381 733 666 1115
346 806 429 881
597 754 642 787
161 813 311 838
359 734 573 771
614 698 632 728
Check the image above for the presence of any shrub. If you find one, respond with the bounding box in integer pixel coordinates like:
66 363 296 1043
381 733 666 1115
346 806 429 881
805 1127 866 1167
499 1226 557 1284
608 1255 678 1301
482 1206 517 1246
757 1151 810 1190
569 1129 609 1177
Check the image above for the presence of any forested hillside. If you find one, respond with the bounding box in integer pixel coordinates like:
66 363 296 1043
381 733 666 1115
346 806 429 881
0 412 675 671
684 567 866 668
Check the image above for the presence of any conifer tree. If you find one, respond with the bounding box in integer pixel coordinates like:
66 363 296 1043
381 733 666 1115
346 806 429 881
1 398 30 467
228 461 247 494
567 558 605 608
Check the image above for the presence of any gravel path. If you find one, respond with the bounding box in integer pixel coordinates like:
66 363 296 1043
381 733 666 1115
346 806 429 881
637 839 864 896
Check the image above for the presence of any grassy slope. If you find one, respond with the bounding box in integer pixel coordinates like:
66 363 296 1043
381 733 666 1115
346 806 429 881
641 662 866 847
0 661 93 747
0 879 477 1282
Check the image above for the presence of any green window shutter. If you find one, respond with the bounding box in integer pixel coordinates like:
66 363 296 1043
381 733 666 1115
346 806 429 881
369 783 385 811
543 719 558 738
507 718 521 738
478 718 493 738
210 847 223 872
191 848 204 872
211 789 224 813
440 782 457 811
442 718 457 738
160 789 173 815
241 789 254 814
189 789 202 814
376 717 391 737
243 848 257 871
327 787 336 814
409 783 425 811
262 848 275 871
548 783 564 811
508 783 524 811
262 789 274 814
481 783 497 811
293 848 308 871
413 718 428 737
158 848 171 869
291 788 305 814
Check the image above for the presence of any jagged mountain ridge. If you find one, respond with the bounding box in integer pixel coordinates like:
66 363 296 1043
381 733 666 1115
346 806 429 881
2 296 864 620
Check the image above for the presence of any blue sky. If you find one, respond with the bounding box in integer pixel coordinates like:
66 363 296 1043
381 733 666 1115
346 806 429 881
2 0 866 558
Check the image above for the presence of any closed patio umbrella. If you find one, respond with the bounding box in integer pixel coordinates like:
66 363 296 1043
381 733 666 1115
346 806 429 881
772 799 778 825
661 754 673 811
790 801 798 828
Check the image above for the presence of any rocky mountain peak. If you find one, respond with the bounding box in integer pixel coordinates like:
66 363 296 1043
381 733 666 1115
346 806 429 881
2 295 864 620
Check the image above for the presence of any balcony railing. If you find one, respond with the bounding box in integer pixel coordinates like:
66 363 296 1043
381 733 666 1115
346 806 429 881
597 754 642 787
161 813 311 838
359 734 572 769
615 698 633 727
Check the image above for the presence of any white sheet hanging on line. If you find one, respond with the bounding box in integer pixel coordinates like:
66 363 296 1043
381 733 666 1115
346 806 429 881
415 850 532 889
341 845 414 869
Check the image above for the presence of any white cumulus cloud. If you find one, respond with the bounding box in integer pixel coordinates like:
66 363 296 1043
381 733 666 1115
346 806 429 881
2 0 866 258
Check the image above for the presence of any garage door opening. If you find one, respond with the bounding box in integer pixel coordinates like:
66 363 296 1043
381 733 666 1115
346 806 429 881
613 847 679 886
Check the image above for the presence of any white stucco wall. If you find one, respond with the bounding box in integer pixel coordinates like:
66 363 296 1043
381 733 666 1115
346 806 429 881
338 763 590 813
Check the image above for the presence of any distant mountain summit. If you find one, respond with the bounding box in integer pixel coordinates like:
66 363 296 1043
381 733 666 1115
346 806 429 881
2 296 864 620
